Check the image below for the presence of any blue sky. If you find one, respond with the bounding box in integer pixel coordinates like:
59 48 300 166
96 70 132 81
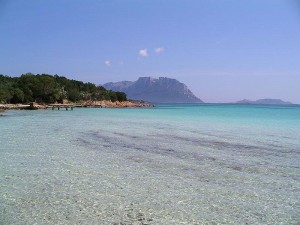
0 0 299 103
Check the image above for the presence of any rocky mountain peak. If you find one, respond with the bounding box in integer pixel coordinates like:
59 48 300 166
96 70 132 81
103 77 203 103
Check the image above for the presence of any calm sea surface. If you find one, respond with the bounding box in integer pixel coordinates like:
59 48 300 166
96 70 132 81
0 104 299 224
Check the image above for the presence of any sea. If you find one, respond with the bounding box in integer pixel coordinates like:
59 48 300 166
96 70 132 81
0 104 299 225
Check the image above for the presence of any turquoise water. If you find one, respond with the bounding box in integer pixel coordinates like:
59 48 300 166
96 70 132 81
0 104 299 224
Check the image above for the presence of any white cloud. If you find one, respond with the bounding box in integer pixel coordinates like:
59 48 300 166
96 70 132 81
154 47 165 53
104 60 111 66
138 49 148 57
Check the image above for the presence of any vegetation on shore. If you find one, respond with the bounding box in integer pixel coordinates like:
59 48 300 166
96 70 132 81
0 73 127 104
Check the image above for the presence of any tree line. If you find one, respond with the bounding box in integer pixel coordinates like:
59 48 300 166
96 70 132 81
0 73 127 104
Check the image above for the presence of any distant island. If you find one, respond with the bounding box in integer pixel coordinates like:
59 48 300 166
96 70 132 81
235 98 293 105
103 77 203 103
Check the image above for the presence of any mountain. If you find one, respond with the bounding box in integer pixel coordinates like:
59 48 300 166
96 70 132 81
103 77 203 103
236 98 292 105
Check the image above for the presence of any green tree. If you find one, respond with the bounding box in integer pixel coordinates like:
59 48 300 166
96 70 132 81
108 90 118 102
115 91 127 101
0 73 127 103
10 88 24 103
0 88 12 103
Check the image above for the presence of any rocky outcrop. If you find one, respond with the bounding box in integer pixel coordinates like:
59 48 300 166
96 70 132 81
0 101 153 110
79 100 153 108
103 77 203 103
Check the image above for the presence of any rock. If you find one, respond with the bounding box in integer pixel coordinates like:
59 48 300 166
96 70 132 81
79 100 153 108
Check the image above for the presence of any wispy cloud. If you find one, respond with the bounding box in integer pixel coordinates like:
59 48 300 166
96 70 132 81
154 47 165 53
104 60 111 66
138 49 148 57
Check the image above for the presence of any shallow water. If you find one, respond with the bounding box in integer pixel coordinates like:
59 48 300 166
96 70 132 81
0 104 299 224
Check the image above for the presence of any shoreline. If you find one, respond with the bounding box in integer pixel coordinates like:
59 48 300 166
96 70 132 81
0 100 154 111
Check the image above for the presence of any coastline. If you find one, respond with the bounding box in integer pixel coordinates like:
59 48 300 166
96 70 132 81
0 100 154 111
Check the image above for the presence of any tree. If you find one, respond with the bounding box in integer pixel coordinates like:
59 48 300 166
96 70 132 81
0 73 128 103
0 88 12 103
108 90 118 102
115 91 127 101
10 88 24 103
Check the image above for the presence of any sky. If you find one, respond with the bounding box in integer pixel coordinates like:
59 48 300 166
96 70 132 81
0 0 300 103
